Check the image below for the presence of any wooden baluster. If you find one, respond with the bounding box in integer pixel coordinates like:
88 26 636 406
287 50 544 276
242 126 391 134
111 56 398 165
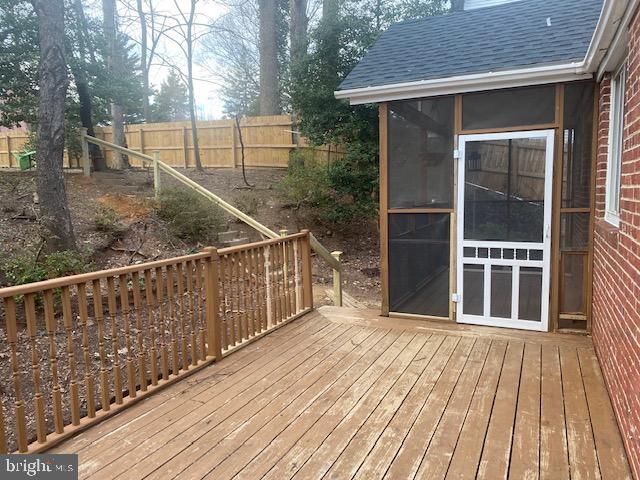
24 293 47 443
289 239 298 314
92 279 111 411
293 238 302 313
237 252 247 340
233 254 241 343
165 266 180 375
43 291 63 433
186 261 197 366
281 240 292 319
264 246 274 328
118 274 136 398
0 389 6 453
78 284 97 417
247 249 257 336
106 277 123 404
143 269 158 386
176 263 189 370
155 267 169 380
131 271 148 391
4 297 28 451
257 248 266 331
219 255 230 349
274 241 284 324
194 261 206 361
63 286 82 423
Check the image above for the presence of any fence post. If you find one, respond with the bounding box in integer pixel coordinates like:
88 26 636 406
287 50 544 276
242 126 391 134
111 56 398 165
300 230 314 309
331 251 343 307
204 247 222 361
80 128 90 176
6 136 12 168
153 150 161 199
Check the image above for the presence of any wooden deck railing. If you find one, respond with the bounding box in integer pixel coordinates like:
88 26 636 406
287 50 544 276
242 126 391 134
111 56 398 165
0 232 313 454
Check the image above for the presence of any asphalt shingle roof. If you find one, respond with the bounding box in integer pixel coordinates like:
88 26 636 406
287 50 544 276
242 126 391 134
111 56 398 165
338 0 603 91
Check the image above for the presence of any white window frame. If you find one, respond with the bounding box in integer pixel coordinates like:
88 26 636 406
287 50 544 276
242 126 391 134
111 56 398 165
605 62 627 227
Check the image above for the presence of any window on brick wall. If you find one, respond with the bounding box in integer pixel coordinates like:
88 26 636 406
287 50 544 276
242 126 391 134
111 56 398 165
605 63 626 226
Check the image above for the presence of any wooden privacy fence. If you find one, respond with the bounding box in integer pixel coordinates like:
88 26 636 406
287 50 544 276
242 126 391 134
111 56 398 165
0 115 345 170
93 115 344 169
0 232 313 454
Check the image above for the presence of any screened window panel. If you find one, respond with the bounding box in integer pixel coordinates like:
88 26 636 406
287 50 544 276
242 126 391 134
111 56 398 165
562 83 595 208
388 214 450 317
462 85 555 130
560 213 590 251
561 253 586 314
388 98 455 209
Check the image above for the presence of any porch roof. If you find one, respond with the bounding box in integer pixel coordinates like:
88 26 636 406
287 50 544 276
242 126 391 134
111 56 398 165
336 0 603 102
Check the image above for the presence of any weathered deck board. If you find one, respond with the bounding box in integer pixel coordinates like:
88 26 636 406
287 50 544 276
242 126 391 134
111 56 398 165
50 307 632 480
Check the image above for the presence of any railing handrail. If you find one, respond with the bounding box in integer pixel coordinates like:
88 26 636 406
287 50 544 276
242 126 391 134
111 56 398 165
82 133 343 274
0 233 310 299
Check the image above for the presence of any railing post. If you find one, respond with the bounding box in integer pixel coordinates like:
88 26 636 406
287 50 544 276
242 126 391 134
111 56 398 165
331 251 343 307
80 128 90 177
300 230 314 309
153 150 161 199
204 247 222 361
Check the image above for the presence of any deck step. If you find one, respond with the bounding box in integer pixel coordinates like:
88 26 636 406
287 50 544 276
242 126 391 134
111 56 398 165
218 230 239 242
224 237 250 247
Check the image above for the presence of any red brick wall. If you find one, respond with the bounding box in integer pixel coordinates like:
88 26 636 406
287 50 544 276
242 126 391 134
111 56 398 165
592 11 640 478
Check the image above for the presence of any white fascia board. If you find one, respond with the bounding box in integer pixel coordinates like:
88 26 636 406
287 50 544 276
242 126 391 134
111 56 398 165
583 0 624 73
335 63 591 105
596 0 640 79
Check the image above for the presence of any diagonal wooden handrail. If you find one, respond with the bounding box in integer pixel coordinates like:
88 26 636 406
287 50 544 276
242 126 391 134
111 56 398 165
81 132 343 302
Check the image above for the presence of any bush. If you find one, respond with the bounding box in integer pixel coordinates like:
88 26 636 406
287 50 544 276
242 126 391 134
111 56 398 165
157 188 224 242
279 149 378 225
1 250 93 286
94 205 125 235
233 192 262 218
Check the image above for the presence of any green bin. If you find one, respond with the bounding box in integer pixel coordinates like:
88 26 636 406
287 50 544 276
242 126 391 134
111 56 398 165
12 150 36 170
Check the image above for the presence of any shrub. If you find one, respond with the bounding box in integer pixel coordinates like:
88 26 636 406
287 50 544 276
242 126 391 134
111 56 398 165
279 149 378 225
1 250 93 286
233 192 262 217
157 188 224 242
94 205 125 235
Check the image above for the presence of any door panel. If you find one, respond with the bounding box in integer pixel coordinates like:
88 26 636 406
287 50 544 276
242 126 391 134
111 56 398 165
457 130 554 331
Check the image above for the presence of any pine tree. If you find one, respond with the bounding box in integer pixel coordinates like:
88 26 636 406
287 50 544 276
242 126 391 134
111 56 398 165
151 70 190 122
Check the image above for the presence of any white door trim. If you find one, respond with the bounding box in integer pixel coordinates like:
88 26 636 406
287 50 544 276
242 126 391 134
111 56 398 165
456 129 555 332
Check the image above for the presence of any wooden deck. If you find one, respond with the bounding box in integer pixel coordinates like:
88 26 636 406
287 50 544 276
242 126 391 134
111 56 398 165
51 307 632 479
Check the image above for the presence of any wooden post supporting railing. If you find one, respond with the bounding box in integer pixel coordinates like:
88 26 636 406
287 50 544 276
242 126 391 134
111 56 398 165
153 150 161 199
301 230 314 309
331 251 343 307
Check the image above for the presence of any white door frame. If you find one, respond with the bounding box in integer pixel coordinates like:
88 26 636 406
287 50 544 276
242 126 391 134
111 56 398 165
456 129 555 332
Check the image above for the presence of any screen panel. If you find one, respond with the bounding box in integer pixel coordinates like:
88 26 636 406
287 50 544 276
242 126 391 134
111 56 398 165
388 213 450 317
388 98 455 209
462 85 555 131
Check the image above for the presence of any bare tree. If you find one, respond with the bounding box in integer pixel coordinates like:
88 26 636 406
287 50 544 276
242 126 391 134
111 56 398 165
32 0 77 251
258 0 280 115
103 0 130 168
70 0 108 171
133 0 165 122
290 0 308 66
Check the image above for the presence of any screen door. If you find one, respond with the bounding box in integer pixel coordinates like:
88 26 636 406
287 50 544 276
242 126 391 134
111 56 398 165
456 130 554 331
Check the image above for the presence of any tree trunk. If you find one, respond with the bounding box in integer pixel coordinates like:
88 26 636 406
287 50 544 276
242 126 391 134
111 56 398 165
258 0 280 115
186 0 202 170
76 75 108 170
71 0 107 170
103 0 129 168
289 0 308 67
451 0 465 11
136 0 150 121
33 0 77 251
